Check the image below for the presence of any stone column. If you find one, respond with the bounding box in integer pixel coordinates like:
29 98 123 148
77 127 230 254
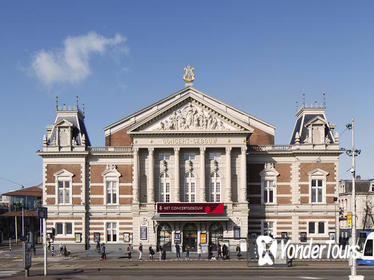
200 147 206 202
147 148 154 203
226 147 232 202
133 148 139 203
239 146 247 203
174 147 180 202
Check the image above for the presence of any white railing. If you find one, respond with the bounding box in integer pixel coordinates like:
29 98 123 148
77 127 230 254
88 146 132 153
249 145 292 152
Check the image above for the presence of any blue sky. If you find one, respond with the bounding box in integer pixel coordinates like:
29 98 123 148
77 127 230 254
0 1 373 193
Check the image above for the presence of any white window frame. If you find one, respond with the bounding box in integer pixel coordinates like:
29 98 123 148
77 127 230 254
210 172 221 202
54 169 73 205
106 222 118 243
184 172 196 202
160 173 170 202
55 221 74 236
261 221 276 237
263 180 276 204
260 163 279 205
307 220 327 237
308 169 329 204
102 164 121 205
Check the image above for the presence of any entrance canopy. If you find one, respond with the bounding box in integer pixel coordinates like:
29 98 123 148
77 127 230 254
152 215 230 222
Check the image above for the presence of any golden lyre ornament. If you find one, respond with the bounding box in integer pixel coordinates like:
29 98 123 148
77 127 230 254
183 65 195 83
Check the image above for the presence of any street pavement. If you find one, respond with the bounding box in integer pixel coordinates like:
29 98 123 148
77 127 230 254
1 244 374 279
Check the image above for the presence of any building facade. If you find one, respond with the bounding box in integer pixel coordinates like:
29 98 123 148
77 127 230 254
339 178 374 242
38 72 343 250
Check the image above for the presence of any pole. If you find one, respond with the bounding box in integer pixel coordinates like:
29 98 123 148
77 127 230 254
22 204 26 277
15 216 17 245
351 118 356 276
43 218 47 276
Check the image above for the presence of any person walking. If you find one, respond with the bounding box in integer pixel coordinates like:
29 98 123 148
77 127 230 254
236 244 241 259
197 244 202 260
127 245 132 260
158 245 162 261
162 246 167 260
175 242 181 259
149 246 155 260
185 244 190 260
222 244 228 260
100 243 106 260
138 243 143 260
208 242 213 260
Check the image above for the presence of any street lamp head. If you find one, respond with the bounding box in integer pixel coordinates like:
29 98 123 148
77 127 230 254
346 123 352 130
346 150 353 156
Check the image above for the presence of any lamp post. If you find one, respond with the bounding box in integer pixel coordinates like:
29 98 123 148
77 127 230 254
346 119 361 279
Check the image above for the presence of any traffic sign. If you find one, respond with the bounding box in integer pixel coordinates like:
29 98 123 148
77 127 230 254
347 212 352 228
37 207 48 219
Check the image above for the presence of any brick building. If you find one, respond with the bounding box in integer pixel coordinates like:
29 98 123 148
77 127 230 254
38 72 342 250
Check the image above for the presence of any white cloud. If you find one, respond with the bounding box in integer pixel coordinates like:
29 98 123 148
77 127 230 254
31 32 127 86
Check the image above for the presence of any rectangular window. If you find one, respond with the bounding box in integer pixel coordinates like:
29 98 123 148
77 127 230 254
263 180 275 204
318 222 325 234
56 223 63 235
106 222 117 242
65 223 72 235
263 221 274 236
106 181 117 204
309 221 325 235
308 222 315 234
311 179 323 203
57 180 70 204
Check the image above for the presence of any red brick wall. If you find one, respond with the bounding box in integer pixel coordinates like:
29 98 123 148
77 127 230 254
249 127 274 145
299 163 336 182
105 128 132 146
46 164 82 183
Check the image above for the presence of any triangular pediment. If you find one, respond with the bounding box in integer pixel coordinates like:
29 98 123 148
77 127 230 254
305 116 327 127
127 93 253 134
55 119 74 127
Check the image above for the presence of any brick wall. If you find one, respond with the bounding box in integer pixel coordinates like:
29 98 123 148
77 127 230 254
105 128 132 146
248 127 274 145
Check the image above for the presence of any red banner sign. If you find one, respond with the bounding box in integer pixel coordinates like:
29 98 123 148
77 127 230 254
157 203 224 214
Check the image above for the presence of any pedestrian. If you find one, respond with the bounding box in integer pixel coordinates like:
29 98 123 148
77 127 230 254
222 244 228 260
96 241 101 253
236 244 241 258
138 243 143 260
59 243 63 256
217 243 222 259
185 244 190 260
175 242 181 259
208 242 213 260
197 244 202 260
162 246 167 260
158 245 162 260
127 245 132 260
51 242 55 256
101 243 106 260
149 246 155 260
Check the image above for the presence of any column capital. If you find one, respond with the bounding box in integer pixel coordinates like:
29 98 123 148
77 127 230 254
148 147 154 153
225 146 232 153
200 147 206 152
174 147 180 152
134 147 139 153
241 146 247 153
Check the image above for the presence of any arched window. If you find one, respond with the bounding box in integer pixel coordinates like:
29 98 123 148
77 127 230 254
210 172 221 202
160 173 170 202
184 172 196 202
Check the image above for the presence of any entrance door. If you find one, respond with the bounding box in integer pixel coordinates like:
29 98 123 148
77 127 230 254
183 223 197 252
209 223 223 251
157 224 172 251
